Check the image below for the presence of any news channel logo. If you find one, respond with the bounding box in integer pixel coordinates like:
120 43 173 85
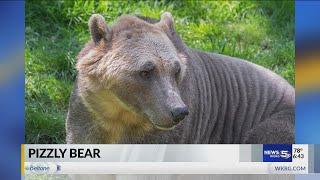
263 144 292 162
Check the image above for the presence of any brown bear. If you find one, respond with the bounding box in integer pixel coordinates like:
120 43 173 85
66 12 294 144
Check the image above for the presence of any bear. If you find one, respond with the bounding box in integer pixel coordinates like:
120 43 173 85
66 12 295 144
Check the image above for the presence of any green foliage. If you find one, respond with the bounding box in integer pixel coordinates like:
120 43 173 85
26 0 295 143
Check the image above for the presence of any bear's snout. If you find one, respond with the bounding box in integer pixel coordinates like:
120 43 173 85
170 106 189 124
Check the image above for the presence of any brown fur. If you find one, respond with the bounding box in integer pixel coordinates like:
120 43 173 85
66 13 294 144
73 13 187 142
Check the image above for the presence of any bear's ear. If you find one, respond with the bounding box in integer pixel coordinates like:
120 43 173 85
158 12 175 34
88 14 111 44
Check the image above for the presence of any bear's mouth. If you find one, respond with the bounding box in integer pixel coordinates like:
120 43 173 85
153 123 176 131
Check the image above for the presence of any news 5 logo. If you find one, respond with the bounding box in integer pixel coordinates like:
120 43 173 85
263 144 292 162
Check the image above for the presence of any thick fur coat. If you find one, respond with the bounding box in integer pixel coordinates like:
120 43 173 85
66 13 294 144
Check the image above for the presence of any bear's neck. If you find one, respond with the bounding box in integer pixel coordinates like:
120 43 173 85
80 89 153 143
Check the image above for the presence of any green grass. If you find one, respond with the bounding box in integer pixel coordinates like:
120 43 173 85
26 0 295 144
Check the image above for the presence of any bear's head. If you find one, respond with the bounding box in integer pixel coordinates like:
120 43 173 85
76 12 189 132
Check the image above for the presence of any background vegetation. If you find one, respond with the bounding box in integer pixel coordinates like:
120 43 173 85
26 0 295 143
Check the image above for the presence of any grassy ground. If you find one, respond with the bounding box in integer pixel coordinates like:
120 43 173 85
26 0 295 144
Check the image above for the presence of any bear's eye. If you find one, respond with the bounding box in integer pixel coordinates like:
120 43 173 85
140 70 152 79
140 61 155 79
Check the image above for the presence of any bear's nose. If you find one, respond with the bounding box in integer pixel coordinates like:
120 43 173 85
171 106 189 123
